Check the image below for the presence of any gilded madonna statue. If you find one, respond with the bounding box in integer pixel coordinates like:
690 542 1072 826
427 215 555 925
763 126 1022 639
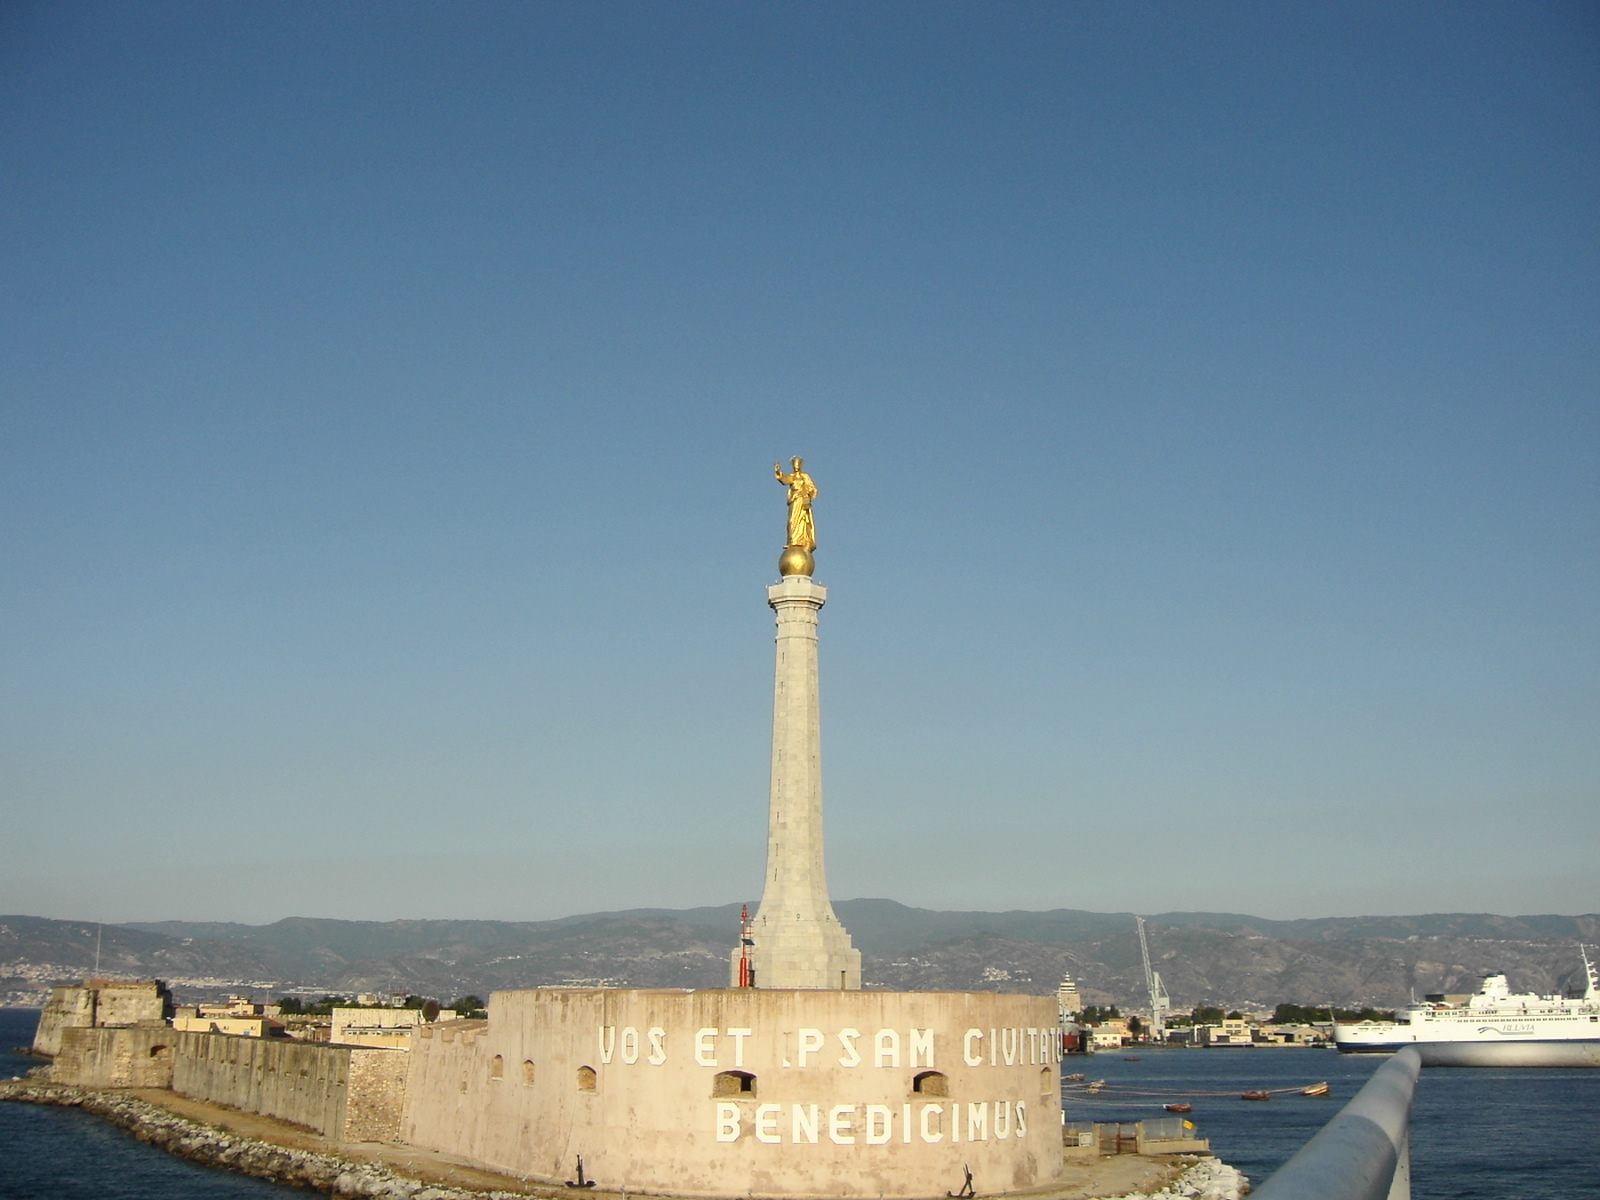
774 457 817 551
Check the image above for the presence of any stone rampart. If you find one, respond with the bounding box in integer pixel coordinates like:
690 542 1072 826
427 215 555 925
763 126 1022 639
32 980 172 1057
172 1031 408 1142
52 1025 178 1088
403 988 1064 1199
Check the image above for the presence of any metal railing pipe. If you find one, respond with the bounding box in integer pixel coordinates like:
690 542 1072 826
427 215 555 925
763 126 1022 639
1252 1046 1421 1200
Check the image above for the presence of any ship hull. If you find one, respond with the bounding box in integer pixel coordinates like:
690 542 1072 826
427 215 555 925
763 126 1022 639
1336 1038 1600 1067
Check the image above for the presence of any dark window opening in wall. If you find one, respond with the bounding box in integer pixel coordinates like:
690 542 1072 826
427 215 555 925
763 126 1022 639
713 1070 757 1097
148 1045 170 1060
576 1065 597 1091
913 1070 948 1096
490 1054 504 1080
523 1060 536 1084
1040 1067 1054 1099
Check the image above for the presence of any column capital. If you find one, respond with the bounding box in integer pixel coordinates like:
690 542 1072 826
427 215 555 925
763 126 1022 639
767 578 827 609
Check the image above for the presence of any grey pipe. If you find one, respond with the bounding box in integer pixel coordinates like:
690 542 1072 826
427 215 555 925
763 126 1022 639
1252 1047 1421 1200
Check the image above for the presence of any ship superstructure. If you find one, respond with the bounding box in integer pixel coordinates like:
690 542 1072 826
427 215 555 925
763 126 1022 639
1333 946 1600 1066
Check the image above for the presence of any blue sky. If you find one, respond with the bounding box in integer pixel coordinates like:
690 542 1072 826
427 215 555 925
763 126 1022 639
2 2 1595 924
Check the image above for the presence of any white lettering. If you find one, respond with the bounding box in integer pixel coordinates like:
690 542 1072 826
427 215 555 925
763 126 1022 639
695 1028 719 1068
829 1104 856 1145
919 1103 944 1143
755 1103 781 1144
716 1103 740 1142
875 1028 900 1068
620 1026 639 1064
798 1028 824 1067
793 1104 819 1144
963 1028 984 1067
599 1026 616 1065
837 1028 862 1067
989 1028 997 1066
865 1103 893 1145
1015 1100 1028 1137
968 1101 988 1141
728 1027 752 1069
647 1027 667 1065
1002 1027 1018 1066
910 1027 935 1068
994 1100 1011 1139
1026 1027 1038 1064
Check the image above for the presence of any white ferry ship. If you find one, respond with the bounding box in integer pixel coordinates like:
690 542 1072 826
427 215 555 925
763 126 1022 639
1333 946 1600 1066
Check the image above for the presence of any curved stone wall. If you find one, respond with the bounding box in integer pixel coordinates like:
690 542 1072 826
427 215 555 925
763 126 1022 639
403 988 1063 1198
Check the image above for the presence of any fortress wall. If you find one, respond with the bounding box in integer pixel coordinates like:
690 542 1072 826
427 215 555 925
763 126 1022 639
53 1026 177 1088
403 989 1064 1199
345 1044 412 1141
92 981 172 1027
171 1031 407 1141
32 987 95 1057
33 981 171 1057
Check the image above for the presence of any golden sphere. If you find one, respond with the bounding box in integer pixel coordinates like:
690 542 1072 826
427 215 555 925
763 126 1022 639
778 545 815 577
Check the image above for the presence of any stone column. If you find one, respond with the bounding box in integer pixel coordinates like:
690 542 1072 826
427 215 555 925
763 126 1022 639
734 575 862 989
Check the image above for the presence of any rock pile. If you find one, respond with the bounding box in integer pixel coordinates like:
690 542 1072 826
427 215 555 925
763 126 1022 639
1105 1157 1250 1200
0 1081 522 1200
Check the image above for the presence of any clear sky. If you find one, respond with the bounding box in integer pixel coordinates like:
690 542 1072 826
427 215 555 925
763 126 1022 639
2 2 1595 925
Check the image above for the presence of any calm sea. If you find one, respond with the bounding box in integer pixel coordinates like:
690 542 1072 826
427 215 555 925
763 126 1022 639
2 1009 1596 1198
1063 1044 1600 1199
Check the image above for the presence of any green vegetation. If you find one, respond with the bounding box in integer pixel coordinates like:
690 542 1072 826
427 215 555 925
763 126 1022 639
1272 1002 1397 1024
450 995 487 1018
1077 1005 1120 1024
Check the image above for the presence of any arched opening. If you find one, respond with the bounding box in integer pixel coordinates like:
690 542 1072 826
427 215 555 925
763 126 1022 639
1040 1066 1054 1099
148 1044 170 1060
713 1070 757 1097
912 1070 948 1096
576 1065 597 1091
490 1054 504 1080
522 1060 536 1084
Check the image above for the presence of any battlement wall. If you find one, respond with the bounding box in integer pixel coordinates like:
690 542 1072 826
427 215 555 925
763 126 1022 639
404 988 1064 1199
33 981 173 1057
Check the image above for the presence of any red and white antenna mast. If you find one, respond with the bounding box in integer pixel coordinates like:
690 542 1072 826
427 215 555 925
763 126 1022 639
737 904 755 988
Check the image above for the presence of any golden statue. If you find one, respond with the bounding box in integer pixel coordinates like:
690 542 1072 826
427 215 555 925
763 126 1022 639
775 457 817 550
774 457 817 576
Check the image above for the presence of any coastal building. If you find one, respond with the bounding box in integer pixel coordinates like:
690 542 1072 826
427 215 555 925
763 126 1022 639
1057 973 1082 1019
1196 1017 1254 1047
198 996 268 1018
172 1014 276 1038
1090 1027 1129 1050
331 1006 455 1049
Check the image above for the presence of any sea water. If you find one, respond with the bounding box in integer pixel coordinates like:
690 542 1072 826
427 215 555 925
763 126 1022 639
2 1010 1596 1198
1064 1045 1600 1198
0 1009 289 1200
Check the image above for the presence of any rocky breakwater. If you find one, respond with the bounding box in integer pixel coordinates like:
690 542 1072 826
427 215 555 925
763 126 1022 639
1105 1159 1249 1200
0 1080 523 1200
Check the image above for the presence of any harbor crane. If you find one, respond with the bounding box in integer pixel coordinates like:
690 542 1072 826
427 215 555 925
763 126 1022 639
1136 916 1170 1045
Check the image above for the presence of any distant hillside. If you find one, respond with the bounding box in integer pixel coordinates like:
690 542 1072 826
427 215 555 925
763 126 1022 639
4 904 1594 1011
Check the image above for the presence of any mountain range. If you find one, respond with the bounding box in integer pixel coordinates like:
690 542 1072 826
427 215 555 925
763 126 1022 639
3 903 1594 1013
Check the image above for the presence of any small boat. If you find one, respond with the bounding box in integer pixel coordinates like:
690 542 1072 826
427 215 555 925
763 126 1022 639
1241 1090 1272 1101
1123 1056 1140 1061
1067 1073 1086 1081
1086 1080 1106 1093
1301 1081 1330 1097
1164 1103 1192 1113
